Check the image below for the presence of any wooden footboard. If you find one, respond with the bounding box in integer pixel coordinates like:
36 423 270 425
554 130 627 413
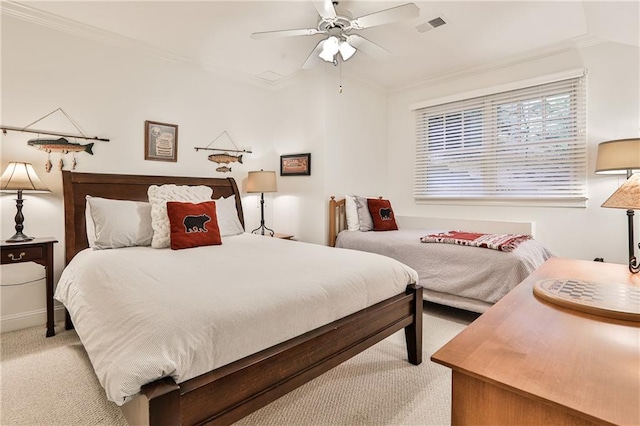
122 284 423 426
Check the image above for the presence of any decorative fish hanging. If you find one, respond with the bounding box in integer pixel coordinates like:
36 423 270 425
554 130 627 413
208 153 243 165
194 131 251 172
27 137 94 172
28 137 94 154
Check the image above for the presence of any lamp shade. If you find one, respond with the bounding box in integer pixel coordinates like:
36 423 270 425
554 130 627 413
0 162 50 192
601 173 640 210
247 170 277 193
319 36 340 62
339 40 356 61
595 138 640 174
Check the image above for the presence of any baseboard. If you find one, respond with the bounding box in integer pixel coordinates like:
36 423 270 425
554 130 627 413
0 305 66 333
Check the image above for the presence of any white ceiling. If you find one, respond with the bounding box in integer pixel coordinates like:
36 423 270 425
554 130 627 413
4 1 639 91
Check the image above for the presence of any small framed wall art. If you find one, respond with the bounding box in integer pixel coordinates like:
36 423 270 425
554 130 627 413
145 120 178 162
280 153 311 176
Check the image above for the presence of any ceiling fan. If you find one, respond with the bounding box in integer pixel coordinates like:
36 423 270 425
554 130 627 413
251 1 419 68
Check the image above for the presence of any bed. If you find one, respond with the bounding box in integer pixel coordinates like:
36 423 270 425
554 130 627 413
329 196 553 313
58 171 423 426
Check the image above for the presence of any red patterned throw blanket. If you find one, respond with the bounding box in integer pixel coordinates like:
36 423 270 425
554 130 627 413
420 230 532 252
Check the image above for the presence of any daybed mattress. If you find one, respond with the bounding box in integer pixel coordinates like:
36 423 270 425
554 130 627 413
336 229 552 312
55 233 417 405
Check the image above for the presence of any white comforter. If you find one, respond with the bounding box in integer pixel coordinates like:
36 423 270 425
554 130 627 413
55 233 417 405
336 229 553 311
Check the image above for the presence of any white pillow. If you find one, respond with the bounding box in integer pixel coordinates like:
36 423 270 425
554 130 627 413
86 196 153 249
85 201 97 248
354 196 374 232
214 196 244 237
148 185 214 248
345 195 359 231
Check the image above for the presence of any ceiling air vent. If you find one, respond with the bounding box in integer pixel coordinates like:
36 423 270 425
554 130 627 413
416 15 448 33
256 71 284 82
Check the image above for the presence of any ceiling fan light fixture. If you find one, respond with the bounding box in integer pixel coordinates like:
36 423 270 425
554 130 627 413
338 40 356 61
319 36 340 62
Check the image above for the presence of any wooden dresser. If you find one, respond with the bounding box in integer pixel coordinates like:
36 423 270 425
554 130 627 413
432 257 640 425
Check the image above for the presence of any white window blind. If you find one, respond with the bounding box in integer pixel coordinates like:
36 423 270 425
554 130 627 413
414 74 587 204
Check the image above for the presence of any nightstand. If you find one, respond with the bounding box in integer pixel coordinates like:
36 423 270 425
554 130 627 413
273 233 294 240
1 237 58 337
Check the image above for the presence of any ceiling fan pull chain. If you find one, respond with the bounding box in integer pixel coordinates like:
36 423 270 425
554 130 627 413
339 60 343 94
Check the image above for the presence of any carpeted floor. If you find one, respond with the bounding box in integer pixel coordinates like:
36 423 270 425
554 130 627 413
0 303 478 426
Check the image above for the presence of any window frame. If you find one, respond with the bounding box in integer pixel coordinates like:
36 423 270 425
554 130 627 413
412 69 587 208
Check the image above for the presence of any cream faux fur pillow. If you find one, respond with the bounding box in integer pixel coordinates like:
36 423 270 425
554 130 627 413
147 184 213 248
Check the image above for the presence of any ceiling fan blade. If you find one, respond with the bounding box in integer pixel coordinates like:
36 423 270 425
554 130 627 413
312 0 336 19
251 28 321 40
345 34 391 60
351 3 420 29
302 39 327 69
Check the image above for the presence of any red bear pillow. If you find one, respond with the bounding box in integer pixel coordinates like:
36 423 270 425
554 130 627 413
367 198 398 231
166 201 222 250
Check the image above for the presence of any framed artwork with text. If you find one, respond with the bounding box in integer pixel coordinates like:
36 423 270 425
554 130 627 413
145 120 178 162
280 153 311 176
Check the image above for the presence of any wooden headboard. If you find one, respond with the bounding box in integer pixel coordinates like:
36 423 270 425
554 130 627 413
328 196 346 247
62 171 244 264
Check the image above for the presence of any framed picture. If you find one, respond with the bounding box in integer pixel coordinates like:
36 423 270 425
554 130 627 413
281 153 311 176
145 120 178 162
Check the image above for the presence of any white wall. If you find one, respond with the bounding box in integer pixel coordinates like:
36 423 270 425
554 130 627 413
268 67 389 244
0 15 276 331
387 41 640 264
0 15 388 331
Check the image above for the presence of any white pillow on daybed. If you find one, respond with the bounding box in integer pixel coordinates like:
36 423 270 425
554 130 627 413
345 195 360 232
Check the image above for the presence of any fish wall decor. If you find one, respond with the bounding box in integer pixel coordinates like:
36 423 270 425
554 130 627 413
193 130 252 173
27 137 94 172
208 153 243 165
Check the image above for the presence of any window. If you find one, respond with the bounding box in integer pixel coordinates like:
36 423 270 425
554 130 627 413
414 73 587 205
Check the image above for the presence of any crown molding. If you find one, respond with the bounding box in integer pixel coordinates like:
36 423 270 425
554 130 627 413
389 35 607 94
1 1 302 92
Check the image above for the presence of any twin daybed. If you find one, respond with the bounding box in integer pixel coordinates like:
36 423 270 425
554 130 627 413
329 196 553 313
56 171 423 426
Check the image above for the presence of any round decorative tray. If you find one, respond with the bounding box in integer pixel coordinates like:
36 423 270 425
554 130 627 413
533 278 640 322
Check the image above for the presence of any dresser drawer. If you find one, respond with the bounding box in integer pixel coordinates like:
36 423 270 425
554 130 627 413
1 246 43 263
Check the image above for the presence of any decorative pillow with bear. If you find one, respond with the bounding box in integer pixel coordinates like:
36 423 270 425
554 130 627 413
367 198 398 231
148 184 214 248
166 201 222 250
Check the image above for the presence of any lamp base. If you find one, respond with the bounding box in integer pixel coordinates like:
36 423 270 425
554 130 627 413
251 192 274 236
251 225 274 237
630 247 640 274
6 231 34 243
8 191 33 243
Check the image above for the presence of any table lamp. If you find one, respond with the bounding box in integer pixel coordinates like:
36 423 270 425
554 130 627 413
595 138 640 266
601 173 640 272
0 162 50 242
246 170 277 236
